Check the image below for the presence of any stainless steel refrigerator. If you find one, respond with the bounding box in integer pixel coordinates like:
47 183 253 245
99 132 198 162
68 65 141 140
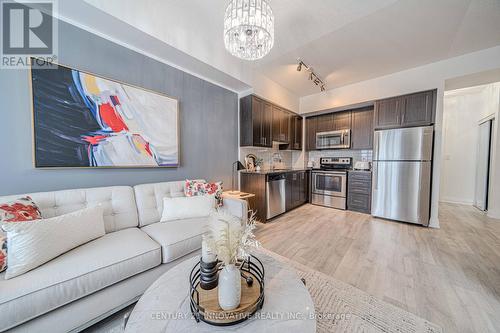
371 126 434 226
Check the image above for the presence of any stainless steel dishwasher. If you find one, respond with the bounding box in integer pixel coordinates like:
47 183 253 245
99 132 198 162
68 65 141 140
266 173 286 219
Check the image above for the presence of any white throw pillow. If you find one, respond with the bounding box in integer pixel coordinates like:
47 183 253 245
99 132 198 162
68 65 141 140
2 206 106 279
161 195 215 222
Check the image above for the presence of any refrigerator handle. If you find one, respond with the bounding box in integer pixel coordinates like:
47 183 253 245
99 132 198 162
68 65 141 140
373 162 378 190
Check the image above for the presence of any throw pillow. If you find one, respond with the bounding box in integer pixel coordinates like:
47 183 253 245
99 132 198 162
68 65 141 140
0 196 43 222
0 196 43 273
0 234 6 273
161 196 215 222
185 180 223 207
2 206 105 279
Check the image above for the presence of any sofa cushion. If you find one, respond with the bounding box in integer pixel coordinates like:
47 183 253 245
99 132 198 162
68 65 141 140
0 228 161 331
134 180 205 227
141 218 207 263
0 186 138 234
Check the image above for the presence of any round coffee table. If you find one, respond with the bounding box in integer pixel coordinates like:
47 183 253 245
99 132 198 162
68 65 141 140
125 251 316 332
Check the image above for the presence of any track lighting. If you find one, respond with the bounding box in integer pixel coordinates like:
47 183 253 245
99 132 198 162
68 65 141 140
296 58 326 92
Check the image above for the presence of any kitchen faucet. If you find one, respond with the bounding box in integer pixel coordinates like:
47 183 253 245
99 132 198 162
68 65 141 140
270 152 282 170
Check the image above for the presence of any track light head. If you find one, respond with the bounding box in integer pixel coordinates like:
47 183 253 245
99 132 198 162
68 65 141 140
297 58 324 92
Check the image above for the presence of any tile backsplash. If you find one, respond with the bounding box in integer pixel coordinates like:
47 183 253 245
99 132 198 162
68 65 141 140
307 149 373 168
240 145 304 170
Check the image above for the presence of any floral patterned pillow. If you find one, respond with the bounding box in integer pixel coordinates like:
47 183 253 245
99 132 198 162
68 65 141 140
0 234 6 273
0 196 43 273
185 180 224 207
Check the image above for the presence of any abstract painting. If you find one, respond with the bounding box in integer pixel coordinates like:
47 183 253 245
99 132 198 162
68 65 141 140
30 61 179 168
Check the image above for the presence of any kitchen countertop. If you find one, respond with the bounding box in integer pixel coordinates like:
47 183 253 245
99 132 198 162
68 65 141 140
348 169 372 173
240 168 312 175
310 168 372 173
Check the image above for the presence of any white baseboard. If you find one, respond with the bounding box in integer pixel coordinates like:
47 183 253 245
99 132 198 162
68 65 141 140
439 198 474 205
429 217 440 229
487 210 500 220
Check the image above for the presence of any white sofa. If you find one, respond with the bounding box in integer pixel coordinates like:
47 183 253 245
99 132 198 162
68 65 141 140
0 181 247 333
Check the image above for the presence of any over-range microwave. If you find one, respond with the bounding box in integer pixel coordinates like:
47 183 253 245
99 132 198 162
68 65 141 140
316 129 350 149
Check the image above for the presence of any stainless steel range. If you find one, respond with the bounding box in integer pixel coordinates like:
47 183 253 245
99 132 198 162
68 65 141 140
311 157 351 210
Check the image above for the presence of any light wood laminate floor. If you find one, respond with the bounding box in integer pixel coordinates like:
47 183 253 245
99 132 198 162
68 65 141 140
255 203 500 333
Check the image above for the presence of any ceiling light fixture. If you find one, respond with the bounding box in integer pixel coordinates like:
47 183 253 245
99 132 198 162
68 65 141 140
297 59 326 92
224 0 275 61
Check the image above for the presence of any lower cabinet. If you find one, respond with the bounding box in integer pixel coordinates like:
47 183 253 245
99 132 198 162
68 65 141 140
286 171 308 212
347 171 372 214
241 171 309 223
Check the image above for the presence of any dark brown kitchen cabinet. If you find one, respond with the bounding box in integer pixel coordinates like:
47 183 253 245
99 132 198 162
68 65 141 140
290 116 303 150
347 171 372 214
315 113 334 133
286 171 308 211
351 108 374 150
333 111 352 130
306 116 317 151
374 90 436 130
401 90 435 127
374 97 404 129
262 102 273 146
272 106 291 143
240 173 267 222
240 95 272 147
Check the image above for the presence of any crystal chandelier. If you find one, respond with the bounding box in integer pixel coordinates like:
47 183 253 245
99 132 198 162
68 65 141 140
224 0 275 61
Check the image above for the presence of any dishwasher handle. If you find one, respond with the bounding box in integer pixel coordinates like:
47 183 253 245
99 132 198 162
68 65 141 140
267 173 286 181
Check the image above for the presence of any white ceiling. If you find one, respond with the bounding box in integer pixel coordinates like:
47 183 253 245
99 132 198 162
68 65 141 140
82 0 500 97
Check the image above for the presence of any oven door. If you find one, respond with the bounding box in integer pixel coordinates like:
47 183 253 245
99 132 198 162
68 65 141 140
312 172 347 197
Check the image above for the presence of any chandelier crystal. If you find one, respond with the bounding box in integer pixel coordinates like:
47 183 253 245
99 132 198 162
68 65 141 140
224 0 275 61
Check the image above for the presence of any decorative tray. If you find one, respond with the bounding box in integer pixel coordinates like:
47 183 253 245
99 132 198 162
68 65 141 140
189 255 265 326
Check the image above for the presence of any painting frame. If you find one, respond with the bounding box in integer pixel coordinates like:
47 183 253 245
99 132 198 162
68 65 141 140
29 58 180 169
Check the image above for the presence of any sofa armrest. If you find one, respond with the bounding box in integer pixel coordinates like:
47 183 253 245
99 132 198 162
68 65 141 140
220 197 248 223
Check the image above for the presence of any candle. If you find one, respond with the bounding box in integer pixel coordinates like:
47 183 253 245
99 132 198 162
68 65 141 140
202 238 216 263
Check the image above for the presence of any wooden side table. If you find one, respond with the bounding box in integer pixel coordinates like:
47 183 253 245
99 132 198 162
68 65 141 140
222 191 255 218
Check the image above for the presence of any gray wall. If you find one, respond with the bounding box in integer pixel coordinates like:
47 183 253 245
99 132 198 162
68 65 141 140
0 20 238 196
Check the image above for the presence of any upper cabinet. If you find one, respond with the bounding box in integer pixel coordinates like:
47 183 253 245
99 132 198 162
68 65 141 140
306 116 317 151
351 108 374 150
333 111 352 130
272 106 290 143
240 95 272 147
401 91 436 127
374 90 436 130
315 113 334 133
314 111 352 133
290 115 303 150
373 97 402 129
240 94 301 148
